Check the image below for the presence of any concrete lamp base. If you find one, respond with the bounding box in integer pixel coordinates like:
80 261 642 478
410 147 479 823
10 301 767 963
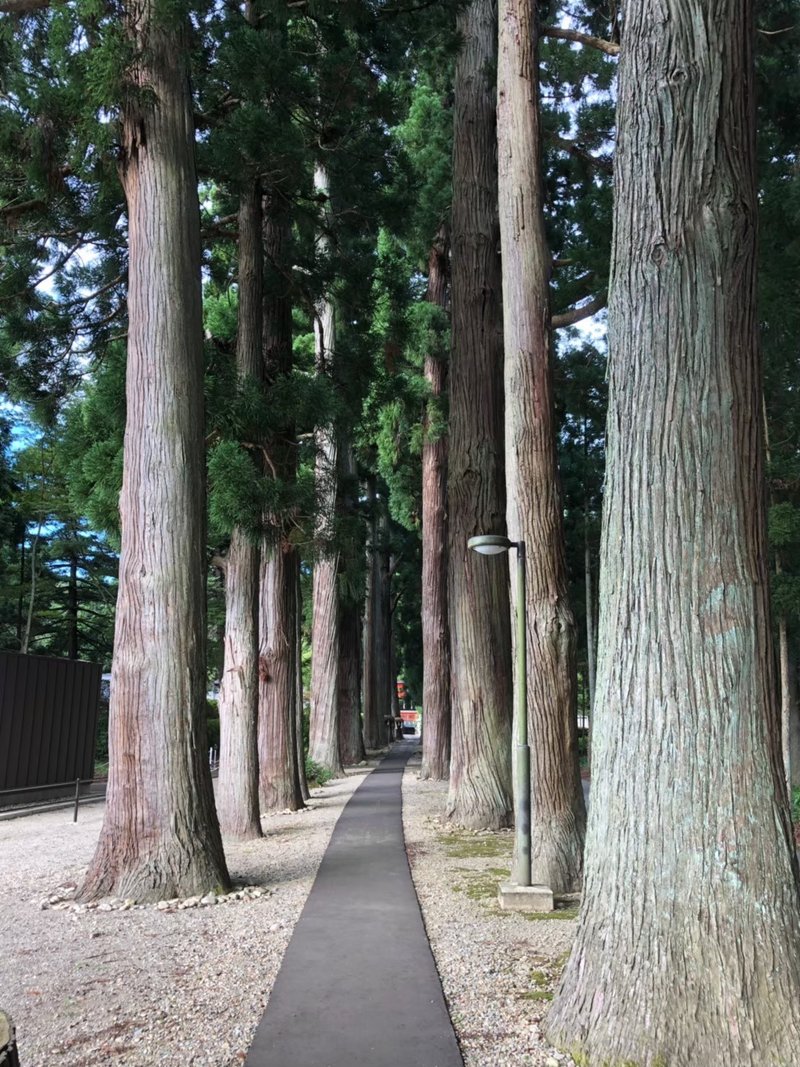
497 883 554 913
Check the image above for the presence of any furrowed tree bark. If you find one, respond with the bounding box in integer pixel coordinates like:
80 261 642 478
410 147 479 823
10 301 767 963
789 635 800 793
446 0 513 830
390 624 401 722
780 612 792 789
309 162 343 777
338 591 365 764
259 542 304 811
420 226 451 781
80 1 230 901
584 504 595 770
362 479 381 750
338 443 366 766
374 503 392 747
217 182 263 840
498 0 586 892
259 198 305 813
296 562 310 801
547 0 800 1055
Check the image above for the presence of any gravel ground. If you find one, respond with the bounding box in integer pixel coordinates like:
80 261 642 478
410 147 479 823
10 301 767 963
0 767 370 1066
402 750 579 1067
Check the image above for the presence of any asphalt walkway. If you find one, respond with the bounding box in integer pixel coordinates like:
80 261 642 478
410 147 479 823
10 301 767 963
245 741 464 1067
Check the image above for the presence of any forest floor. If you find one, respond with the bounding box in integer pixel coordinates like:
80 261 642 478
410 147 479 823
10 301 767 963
0 764 373 1066
402 753 579 1067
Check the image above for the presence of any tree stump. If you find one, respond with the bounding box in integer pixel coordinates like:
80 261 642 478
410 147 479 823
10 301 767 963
0 1011 20 1067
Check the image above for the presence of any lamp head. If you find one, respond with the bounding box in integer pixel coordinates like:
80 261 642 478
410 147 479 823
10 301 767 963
468 534 513 556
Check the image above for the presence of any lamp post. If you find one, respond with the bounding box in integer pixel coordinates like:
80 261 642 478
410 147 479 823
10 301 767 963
467 534 531 888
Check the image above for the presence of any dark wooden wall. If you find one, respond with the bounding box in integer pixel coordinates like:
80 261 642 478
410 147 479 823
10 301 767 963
0 652 101 796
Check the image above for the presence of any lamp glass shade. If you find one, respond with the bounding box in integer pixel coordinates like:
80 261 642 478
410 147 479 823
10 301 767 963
468 534 512 555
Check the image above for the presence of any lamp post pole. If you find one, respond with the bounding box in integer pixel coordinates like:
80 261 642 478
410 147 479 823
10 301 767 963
466 533 532 889
511 540 531 887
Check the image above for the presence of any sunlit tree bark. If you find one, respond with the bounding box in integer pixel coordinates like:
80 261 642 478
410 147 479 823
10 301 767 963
217 182 262 840
446 0 513 829
420 226 451 782
497 0 586 891
80 0 229 901
548 0 800 1054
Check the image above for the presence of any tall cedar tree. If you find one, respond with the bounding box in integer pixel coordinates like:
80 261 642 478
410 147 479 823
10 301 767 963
80 0 230 901
309 161 344 777
362 480 392 746
260 199 305 812
337 440 366 765
419 225 451 780
216 182 263 839
498 0 586 890
547 0 800 1058
446 0 513 828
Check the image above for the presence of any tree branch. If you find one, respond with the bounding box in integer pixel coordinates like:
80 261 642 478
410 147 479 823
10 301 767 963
552 291 607 329
541 25 620 56
0 198 46 219
0 0 50 11
552 135 613 174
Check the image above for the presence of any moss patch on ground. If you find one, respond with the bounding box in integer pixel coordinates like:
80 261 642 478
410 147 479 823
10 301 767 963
440 832 514 860
521 906 580 921
452 869 503 901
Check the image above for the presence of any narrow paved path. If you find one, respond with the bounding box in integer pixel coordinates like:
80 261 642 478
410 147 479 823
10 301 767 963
245 742 463 1067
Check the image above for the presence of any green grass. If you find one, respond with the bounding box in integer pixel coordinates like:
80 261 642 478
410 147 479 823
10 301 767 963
792 786 800 825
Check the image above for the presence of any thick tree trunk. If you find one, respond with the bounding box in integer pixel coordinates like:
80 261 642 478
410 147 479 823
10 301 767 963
584 526 595 771
218 532 261 838
362 478 381 750
420 228 451 781
390 625 401 721
310 556 341 771
295 562 310 801
362 490 392 751
498 0 586 893
259 543 304 811
446 0 513 830
308 162 343 777
80 2 229 901
548 0 800 1057
780 624 800 794
217 182 263 840
788 635 800 794
584 483 596 716
258 196 305 813
337 444 366 766
374 505 392 747
338 593 365 764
